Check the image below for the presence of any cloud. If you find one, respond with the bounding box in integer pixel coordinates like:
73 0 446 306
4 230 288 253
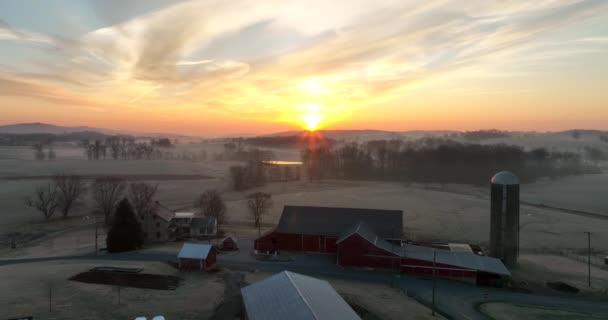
0 0 607 131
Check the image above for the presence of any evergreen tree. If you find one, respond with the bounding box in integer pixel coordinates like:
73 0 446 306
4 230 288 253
106 198 143 253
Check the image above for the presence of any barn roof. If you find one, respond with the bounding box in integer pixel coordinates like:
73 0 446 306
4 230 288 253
177 243 213 260
241 271 361 320
401 245 511 276
337 221 510 276
275 206 403 238
337 221 400 254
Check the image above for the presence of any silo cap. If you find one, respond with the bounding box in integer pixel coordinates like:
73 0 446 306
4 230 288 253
491 171 519 185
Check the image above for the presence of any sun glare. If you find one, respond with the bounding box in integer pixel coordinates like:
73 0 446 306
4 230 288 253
299 102 323 131
303 113 321 131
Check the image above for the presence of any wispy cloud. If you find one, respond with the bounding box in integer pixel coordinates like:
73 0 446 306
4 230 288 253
0 0 607 133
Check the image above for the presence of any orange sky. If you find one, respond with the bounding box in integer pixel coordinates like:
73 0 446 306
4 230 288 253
0 0 607 136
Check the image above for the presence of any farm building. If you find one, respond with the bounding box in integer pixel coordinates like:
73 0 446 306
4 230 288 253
171 212 217 240
241 271 361 320
177 243 217 271
254 205 403 253
141 202 175 243
221 237 239 251
336 222 510 285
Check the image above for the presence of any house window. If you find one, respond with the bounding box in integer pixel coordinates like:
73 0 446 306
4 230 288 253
156 222 160 228
153 215 157 220
156 232 161 239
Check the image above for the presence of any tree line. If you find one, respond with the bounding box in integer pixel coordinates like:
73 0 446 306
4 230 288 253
301 138 598 185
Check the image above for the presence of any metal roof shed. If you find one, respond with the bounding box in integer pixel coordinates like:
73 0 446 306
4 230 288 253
177 243 216 271
241 271 361 320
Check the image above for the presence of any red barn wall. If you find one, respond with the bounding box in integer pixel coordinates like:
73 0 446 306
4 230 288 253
400 258 477 283
179 258 203 270
205 248 217 269
255 232 338 253
337 234 400 270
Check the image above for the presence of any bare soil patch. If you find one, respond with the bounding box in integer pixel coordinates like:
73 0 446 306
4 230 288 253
70 270 182 290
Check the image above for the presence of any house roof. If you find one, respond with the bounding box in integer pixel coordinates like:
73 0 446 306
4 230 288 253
275 205 403 238
241 271 361 320
153 202 175 222
337 221 510 276
190 216 217 228
174 212 195 218
177 243 213 260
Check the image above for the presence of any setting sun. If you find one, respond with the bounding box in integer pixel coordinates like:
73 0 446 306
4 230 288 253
299 102 323 131
303 113 321 131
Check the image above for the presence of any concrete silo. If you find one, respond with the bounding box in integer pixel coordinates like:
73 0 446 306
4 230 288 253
489 171 520 268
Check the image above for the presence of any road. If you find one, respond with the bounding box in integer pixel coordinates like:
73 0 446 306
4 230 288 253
2 243 608 320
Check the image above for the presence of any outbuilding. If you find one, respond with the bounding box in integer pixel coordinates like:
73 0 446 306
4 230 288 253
221 236 239 251
177 243 217 271
255 205 403 253
241 271 361 320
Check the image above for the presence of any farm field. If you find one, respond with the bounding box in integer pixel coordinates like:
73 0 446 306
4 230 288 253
0 260 224 320
1 144 608 296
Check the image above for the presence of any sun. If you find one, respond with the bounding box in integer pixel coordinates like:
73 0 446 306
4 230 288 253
299 102 323 131
303 113 321 131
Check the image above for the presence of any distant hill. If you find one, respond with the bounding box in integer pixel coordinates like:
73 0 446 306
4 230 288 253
0 123 122 135
265 129 459 141
0 123 187 138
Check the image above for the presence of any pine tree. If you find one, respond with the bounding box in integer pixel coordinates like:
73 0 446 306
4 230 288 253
106 198 143 253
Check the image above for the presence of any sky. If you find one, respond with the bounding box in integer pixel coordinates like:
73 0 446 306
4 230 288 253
0 0 607 136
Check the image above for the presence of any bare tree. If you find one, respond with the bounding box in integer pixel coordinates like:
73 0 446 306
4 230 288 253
196 189 226 224
25 183 59 220
247 192 272 235
128 182 159 219
54 174 87 218
92 177 126 224
33 143 45 160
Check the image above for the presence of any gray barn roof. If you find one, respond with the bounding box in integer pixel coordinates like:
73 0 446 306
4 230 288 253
337 221 510 276
275 206 403 238
337 221 398 254
241 271 361 320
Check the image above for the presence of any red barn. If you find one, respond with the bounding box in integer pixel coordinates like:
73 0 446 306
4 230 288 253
336 222 510 285
221 236 239 251
177 243 217 271
255 206 403 253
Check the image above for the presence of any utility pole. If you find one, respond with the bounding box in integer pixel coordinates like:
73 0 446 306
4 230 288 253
94 217 99 255
391 227 395 270
587 232 591 287
48 284 52 312
432 251 437 317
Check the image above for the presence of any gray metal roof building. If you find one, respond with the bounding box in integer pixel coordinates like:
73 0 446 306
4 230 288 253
338 221 511 276
275 205 403 238
241 271 361 320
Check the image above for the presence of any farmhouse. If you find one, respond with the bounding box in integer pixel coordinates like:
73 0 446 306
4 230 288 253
254 205 403 253
177 243 217 271
171 212 218 240
241 271 361 320
141 202 174 243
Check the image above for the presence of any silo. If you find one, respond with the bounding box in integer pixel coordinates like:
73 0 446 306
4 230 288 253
489 171 520 268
